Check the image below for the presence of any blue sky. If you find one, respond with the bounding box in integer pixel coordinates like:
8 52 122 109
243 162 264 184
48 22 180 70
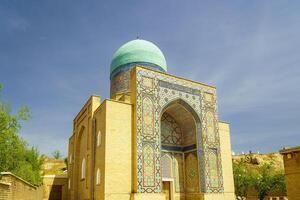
1 1 299 156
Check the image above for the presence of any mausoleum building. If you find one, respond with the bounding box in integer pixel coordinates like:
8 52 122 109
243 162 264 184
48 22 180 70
68 39 235 200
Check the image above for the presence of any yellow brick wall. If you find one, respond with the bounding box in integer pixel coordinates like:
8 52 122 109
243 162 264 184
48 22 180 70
78 123 88 200
67 135 74 200
0 182 11 200
218 122 235 200
130 193 166 200
103 100 132 199
130 68 138 193
0 172 43 200
94 101 106 200
68 95 101 200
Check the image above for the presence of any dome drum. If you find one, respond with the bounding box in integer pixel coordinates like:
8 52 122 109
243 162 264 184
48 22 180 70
110 39 167 98
110 62 166 80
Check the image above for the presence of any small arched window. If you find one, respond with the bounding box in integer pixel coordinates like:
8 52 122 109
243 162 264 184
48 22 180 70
97 131 101 147
81 158 86 179
96 168 101 185
68 179 71 189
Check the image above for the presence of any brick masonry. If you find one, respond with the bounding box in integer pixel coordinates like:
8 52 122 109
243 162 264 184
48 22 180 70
280 146 300 200
0 172 43 200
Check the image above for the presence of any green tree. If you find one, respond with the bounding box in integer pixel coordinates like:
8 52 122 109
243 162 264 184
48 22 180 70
0 84 43 185
51 150 62 159
64 157 68 169
272 171 286 193
233 161 254 200
252 163 286 200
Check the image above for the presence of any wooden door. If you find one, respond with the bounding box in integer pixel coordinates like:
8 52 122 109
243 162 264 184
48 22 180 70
162 181 171 200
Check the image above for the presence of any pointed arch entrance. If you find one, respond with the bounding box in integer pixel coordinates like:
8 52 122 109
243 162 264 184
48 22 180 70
160 99 202 199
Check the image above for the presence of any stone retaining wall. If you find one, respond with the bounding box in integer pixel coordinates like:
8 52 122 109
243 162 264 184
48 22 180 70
0 172 43 200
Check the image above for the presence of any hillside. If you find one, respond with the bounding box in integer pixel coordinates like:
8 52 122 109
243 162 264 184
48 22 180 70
233 152 284 170
41 156 67 175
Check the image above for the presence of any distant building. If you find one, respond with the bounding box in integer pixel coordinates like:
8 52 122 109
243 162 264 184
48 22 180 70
68 39 235 200
280 146 300 200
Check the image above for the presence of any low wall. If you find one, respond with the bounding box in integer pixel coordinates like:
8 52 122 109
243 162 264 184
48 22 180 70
0 172 43 200
0 182 11 200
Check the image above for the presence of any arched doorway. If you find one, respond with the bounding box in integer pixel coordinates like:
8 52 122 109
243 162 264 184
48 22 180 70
160 99 201 200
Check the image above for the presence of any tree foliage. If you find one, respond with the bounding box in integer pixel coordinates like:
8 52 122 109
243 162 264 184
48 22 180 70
252 163 286 200
233 161 254 199
233 160 286 200
51 150 62 159
64 157 68 169
0 84 43 185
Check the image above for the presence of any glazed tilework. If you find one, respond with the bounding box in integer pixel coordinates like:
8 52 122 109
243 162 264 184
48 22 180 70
134 67 224 193
142 97 155 136
173 153 184 193
110 70 130 97
136 74 161 193
208 149 219 188
161 153 172 179
110 62 164 97
161 113 182 145
206 111 216 143
161 152 185 193
185 151 199 193
142 144 156 187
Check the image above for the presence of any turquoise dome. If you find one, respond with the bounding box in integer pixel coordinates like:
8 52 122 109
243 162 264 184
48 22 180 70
110 39 167 76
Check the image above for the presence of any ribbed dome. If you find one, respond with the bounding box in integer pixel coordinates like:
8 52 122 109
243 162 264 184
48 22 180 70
110 39 167 75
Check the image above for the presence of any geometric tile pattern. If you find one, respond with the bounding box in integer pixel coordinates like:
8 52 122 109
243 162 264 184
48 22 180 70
136 73 161 193
142 97 155 136
161 152 185 193
110 70 130 97
161 113 182 145
135 67 224 193
185 151 199 193
142 144 155 187
161 153 172 179
173 153 184 193
208 149 219 188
